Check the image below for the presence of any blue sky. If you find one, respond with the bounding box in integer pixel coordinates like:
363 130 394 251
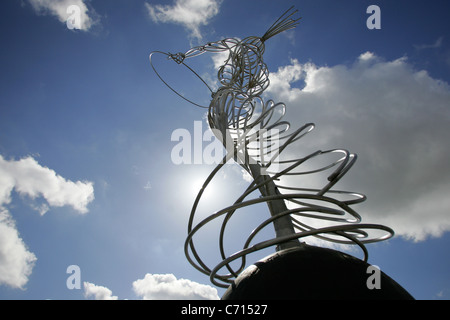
0 0 449 300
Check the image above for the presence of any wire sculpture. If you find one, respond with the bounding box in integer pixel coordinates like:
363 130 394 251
150 7 394 288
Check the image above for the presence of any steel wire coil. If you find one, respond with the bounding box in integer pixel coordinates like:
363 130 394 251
150 6 394 288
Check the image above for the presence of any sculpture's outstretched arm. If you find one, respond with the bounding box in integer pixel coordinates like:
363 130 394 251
168 38 239 64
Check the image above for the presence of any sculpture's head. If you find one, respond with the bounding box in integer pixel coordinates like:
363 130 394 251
216 37 269 98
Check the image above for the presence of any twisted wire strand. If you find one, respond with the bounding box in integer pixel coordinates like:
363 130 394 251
150 7 394 289
262 6 302 41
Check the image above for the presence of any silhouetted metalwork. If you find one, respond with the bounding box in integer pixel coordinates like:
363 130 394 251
150 7 394 288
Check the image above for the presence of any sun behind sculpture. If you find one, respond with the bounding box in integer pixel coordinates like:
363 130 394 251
150 6 394 289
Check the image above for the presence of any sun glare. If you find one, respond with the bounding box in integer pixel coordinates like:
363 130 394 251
181 168 218 209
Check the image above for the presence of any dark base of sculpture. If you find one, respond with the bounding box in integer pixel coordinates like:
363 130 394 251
221 245 414 300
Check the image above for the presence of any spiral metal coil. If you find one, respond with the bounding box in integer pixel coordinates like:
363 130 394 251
150 7 394 288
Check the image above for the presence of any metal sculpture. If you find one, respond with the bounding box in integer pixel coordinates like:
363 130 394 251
150 7 394 288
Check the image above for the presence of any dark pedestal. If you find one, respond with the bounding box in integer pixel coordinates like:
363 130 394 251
222 245 414 300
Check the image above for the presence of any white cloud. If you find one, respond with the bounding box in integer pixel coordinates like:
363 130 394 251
28 0 96 31
0 155 94 215
132 273 219 300
145 0 222 41
0 209 37 289
414 36 444 50
84 282 118 300
265 52 450 242
0 154 94 289
83 274 219 300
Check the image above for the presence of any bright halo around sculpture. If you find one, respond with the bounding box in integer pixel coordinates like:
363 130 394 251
176 168 217 208
190 176 214 200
